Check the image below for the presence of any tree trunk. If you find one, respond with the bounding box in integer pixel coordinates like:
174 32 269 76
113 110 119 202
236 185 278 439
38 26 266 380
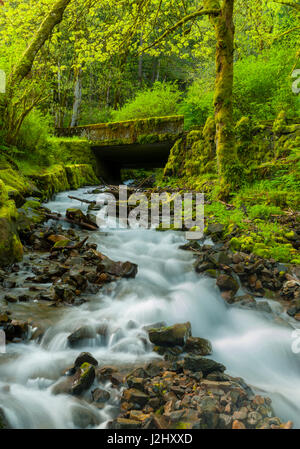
70 68 82 127
9 0 71 86
205 0 242 196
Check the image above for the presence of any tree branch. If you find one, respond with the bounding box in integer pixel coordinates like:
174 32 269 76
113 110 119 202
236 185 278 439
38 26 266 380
10 0 72 85
272 1 300 11
141 8 220 53
273 26 300 41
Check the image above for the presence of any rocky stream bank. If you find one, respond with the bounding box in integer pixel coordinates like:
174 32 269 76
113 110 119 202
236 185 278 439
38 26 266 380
0 182 299 429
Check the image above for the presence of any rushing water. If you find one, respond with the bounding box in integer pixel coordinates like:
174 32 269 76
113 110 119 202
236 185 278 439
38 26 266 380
0 186 300 429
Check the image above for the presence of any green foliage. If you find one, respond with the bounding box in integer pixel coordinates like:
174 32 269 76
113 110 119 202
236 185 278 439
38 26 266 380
179 80 214 129
247 204 283 219
178 47 299 129
79 107 113 125
233 47 299 121
112 82 182 121
16 109 58 166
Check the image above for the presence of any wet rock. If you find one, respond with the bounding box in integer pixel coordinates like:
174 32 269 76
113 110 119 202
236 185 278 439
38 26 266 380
109 417 142 429
205 223 225 239
148 322 191 347
183 355 226 376
2 319 28 342
127 377 146 392
67 326 96 347
4 294 18 303
92 388 111 403
74 352 98 368
18 294 30 302
71 404 100 428
54 282 76 303
71 363 95 396
216 274 239 294
66 208 87 222
184 337 212 356
122 388 149 407
104 260 138 278
111 372 125 387
97 366 118 382
281 279 300 301
232 420 246 429
0 407 9 429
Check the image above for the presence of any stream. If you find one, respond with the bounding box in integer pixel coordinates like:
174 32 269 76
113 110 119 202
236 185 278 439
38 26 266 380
0 186 300 429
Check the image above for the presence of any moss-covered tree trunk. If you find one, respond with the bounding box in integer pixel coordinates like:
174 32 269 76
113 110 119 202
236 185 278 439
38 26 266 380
205 0 242 197
0 0 71 144
9 0 72 86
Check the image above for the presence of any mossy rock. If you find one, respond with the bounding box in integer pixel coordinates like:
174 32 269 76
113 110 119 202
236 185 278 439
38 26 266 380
0 166 35 206
0 200 23 267
148 322 192 347
28 164 70 200
65 164 99 189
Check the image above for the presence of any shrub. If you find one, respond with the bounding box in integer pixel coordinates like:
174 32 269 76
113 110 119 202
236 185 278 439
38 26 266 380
179 80 214 129
248 204 283 219
112 82 182 121
16 109 58 166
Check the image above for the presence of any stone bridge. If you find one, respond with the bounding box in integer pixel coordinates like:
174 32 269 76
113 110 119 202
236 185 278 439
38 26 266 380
57 115 184 183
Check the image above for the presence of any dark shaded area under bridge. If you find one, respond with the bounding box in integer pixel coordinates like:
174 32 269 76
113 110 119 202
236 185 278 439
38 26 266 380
57 115 184 183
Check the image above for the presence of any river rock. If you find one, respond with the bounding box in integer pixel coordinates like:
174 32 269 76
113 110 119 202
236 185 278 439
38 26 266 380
184 337 212 355
67 326 96 347
92 388 111 403
71 363 95 396
71 404 100 428
183 355 226 376
122 388 149 407
148 322 192 347
4 294 18 303
216 274 239 293
74 352 98 368
66 208 87 222
104 260 138 278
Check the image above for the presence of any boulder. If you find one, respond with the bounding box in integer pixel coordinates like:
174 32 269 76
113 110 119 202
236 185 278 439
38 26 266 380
74 352 98 368
110 417 142 429
183 355 226 376
104 260 138 278
148 322 192 347
216 274 239 293
92 388 110 403
184 337 212 356
122 388 149 407
67 326 96 347
71 363 95 396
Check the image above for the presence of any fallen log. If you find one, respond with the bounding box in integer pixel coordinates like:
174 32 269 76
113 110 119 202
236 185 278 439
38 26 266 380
45 213 99 231
68 195 96 205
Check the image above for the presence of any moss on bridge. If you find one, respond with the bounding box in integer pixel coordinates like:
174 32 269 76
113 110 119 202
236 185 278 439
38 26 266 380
57 115 184 145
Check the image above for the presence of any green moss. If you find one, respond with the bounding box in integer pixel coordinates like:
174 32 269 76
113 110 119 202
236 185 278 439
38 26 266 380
65 164 99 189
175 422 194 430
53 239 71 248
0 180 8 206
0 199 23 266
27 164 99 200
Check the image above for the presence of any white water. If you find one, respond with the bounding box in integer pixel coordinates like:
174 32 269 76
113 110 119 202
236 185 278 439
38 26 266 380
1 187 300 428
